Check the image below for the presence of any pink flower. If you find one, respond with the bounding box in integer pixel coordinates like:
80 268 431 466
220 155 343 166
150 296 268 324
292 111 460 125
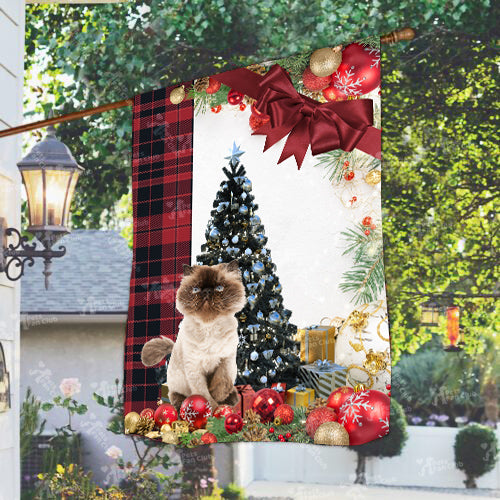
105 445 123 460
200 479 208 489
59 378 81 398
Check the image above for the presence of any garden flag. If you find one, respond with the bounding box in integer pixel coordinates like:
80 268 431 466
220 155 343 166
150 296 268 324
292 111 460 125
124 38 391 447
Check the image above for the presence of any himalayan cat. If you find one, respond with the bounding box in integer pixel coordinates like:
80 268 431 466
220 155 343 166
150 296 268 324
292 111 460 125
141 260 246 411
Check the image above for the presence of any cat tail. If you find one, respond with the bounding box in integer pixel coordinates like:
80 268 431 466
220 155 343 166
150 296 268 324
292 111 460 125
141 336 174 367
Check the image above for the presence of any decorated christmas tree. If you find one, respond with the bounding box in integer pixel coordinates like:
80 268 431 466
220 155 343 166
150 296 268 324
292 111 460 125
197 143 300 389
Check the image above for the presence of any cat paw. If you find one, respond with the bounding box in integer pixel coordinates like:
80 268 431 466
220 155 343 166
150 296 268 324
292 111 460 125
220 387 239 407
208 374 234 402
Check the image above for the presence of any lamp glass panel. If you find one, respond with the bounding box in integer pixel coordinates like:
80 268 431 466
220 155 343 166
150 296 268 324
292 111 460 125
21 169 44 227
62 170 80 226
44 169 72 226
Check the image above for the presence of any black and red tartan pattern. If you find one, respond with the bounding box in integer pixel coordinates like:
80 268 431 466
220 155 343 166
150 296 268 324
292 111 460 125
124 85 194 414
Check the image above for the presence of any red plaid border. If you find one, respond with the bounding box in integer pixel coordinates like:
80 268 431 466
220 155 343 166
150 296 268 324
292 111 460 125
124 85 193 414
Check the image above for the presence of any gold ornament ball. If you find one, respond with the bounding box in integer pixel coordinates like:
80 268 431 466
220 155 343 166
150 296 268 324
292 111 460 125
309 47 342 77
162 430 179 445
314 422 350 446
170 85 185 105
365 170 381 185
124 411 140 434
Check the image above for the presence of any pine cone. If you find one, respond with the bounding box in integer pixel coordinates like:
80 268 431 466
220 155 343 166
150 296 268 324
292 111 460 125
135 416 155 435
247 64 268 75
194 77 210 92
242 424 270 442
189 437 202 447
244 409 261 425
306 397 328 416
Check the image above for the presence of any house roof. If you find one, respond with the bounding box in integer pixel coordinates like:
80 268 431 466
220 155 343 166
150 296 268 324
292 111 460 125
21 230 132 315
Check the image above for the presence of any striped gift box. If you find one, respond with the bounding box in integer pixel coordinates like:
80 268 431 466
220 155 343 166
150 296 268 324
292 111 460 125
298 361 347 399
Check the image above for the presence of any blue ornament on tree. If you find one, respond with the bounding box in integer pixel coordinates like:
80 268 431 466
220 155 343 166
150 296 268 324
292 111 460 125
259 375 268 384
209 228 220 240
243 270 251 280
232 235 239 244
257 311 264 320
222 238 229 246
245 248 252 256
239 205 249 215
274 283 282 292
268 369 276 378
250 351 259 361
269 311 281 324
250 215 261 226
246 283 259 293
253 261 265 274
247 295 257 308
263 350 274 360
242 178 252 192
269 298 279 308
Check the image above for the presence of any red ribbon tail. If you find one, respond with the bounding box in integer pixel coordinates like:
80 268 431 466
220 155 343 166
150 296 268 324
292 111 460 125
277 121 310 169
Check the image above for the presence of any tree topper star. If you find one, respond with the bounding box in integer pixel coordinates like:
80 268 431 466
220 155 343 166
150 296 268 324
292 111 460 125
225 142 245 166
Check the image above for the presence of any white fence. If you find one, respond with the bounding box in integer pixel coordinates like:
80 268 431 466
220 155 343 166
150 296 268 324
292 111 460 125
234 426 500 489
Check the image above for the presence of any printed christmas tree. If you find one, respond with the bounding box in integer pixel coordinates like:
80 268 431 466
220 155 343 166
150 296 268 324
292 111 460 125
197 143 300 389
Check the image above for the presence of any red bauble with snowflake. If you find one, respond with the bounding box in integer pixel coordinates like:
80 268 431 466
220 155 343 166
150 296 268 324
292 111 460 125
224 413 244 434
338 390 390 445
213 405 234 419
206 77 221 94
227 89 244 105
154 403 178 427
274 403 294 425
331 43 380 97
302 67 331 91
179 395 213 430
305 407 337 438
251 388 283 423
140 408 154 420
201 432 218 444
327 386 354 412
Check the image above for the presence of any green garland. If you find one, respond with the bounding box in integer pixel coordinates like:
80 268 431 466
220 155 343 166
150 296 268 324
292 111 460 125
188 83 231 115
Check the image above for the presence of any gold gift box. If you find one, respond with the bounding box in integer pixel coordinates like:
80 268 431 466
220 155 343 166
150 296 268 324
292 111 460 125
160 383 169 401
295 322 337 363
285 386 315 407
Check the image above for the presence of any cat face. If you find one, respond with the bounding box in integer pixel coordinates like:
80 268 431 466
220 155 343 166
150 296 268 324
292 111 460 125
176 261 246 322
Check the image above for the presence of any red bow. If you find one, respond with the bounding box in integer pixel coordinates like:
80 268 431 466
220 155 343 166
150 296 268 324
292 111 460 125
251 65 374 168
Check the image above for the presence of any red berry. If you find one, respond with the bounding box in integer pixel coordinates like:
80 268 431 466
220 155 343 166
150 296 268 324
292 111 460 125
211 105 222 113
352 196 357 202
344 171 355 181
388 392 391 397
364 229 370 236
344 161 350 167
285 432 292 439
362 216 373 227
386 384 391 390
278 434 284 440
239 103 247 111
269 427 274 433
371 224 377 230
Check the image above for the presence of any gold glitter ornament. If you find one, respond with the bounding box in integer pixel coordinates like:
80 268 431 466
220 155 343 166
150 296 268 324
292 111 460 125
365 170 382 185
364 349 388 374
314 421 350 446
171 420 190 434
348 310 370 332
170 85 185 105
162 430 179 445
309 46 342 77
124 411 140 434
160 423 172 434
273 416 282 426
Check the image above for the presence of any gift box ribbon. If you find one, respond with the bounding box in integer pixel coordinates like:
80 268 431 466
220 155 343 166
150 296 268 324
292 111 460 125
216 65 380 168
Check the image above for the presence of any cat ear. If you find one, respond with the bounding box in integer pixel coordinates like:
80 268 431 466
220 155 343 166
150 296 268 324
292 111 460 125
183 264 195 276
225 260 240 273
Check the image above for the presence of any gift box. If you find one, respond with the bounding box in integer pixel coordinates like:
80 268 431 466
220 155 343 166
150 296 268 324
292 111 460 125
285 385 315 407
271 382 286 395
295 319 338 363
233 384 255 415
299 360 347 399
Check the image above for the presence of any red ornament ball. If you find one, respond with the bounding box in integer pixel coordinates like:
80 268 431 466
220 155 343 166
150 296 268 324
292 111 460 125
362 216 373 227
302 66 331 91
364 229 371 236
338 390 390 446
331 43 380 97
327 386 354 412
224 413 244 434
211 105 222 114
206 77 221 94
239 103 247 111
201 432 218 444
274 403 294 425
140 408 154 420
386 384 391 390
213 405 234 419
227 89 244 105
305 407 337 438
249 113 270 132
322 84 347 102
344 171 355 181
251 388 283 423
179 395 213 430
154 403 178 427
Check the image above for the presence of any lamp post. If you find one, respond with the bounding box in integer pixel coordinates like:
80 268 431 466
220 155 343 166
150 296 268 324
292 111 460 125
0 126 83 289
420 300 440 327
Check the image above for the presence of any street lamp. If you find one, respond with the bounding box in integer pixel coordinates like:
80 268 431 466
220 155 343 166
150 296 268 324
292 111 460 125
444 305 462 351
420 299 440 327
0 126 83 289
